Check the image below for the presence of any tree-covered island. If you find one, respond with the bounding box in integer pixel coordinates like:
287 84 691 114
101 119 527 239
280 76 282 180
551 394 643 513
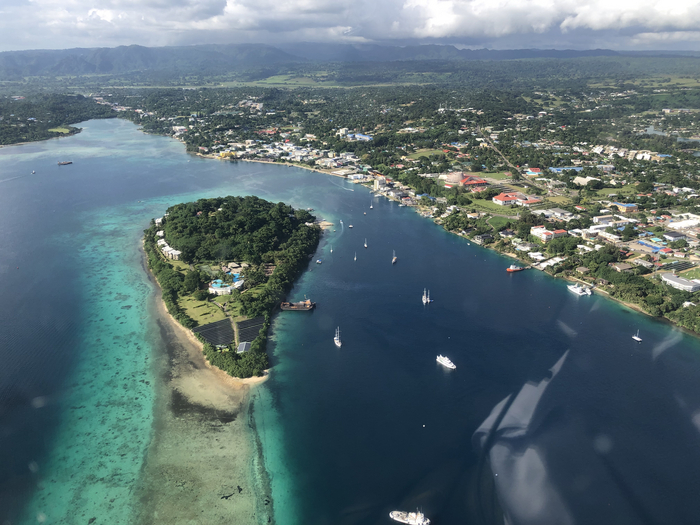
143 195 321 378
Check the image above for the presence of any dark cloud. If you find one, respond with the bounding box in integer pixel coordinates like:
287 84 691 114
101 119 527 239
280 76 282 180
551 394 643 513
2 0 700 51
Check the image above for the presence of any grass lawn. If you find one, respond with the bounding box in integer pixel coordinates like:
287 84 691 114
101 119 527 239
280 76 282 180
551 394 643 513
485 172 512 180
546 196 572 205
471 200 520 215
680 267 700 279
595 185 637 197
407 148 445 159
488 216 511 230
180 295 228 324
48 127 71 133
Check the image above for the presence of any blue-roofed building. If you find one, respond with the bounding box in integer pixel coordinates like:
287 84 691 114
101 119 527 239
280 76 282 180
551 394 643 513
549 167 584 173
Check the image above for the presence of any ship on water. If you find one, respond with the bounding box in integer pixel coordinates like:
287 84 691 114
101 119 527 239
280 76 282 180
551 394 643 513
567 284 592 296
392 250 397 264
334 327 342 348
389 509 430 525
507 264 526 273
57 161 73 165
436 355 456 369
422 289 432 305
280 298 315 311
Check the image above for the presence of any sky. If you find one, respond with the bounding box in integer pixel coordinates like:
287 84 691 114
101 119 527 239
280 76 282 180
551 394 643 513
3 0 700 52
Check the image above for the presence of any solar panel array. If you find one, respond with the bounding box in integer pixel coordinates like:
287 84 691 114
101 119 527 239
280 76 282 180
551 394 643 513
192 319 235 346
661 261 696 272
237 316 266 342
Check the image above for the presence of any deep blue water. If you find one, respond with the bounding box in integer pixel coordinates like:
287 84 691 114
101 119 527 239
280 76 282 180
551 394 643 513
2 119 700 524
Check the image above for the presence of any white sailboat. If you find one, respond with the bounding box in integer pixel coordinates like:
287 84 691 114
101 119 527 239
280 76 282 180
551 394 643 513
364 238 368 248
334 327 342 348
330 245 333 253
392 250 397 264
354 252 357 261
632 330 642 342
422 289 432 305
370 200 373 209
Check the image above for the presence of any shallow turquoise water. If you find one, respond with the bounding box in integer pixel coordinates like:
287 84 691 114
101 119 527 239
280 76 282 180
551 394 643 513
2 119 700 525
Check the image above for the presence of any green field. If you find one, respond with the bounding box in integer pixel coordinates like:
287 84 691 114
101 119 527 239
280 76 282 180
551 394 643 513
180 295 228 324
48 127 71 133
595 185 637 197
680 267 700 279
408 148 445 159
546 196 572 205
485 172 513 180
471 200 520 215
487 216 511 230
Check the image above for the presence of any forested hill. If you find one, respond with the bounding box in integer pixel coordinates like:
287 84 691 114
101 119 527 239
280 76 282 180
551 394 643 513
163 195 318 266
0 43 303 80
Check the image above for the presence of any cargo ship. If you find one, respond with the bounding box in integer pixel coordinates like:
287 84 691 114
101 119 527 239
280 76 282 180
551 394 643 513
280 298 315 311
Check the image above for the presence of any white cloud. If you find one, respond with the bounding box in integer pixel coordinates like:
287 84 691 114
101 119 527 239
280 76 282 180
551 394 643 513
3 0 700 50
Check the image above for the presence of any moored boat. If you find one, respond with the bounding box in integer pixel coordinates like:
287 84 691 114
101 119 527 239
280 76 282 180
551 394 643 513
389 509 430 524
632 330 642 342
334 326 342 348
280 298 316 311
436 355 456 369
567 284 591 296
507 264 525 272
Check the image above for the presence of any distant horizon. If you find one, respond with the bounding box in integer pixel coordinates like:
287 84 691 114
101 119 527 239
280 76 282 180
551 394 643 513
2 41 700 55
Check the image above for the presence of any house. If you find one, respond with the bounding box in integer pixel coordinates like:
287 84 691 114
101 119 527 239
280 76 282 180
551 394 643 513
473 234 493 245
612 202 639 214
530 226 568 243
550 208 573 219
611 262 633 273
493 193 519 206
661 273 700 292
593 215 615 224
577 266 590 274
499 229 516 239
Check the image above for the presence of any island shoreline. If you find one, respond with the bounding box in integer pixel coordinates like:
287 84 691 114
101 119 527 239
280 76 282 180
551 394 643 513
133 243 273 525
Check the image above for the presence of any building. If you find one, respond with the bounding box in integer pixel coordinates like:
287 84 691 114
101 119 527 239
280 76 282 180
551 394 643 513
664 231 687 242
612 202 639 214
460 175 488 190
237 342 252 354
611 262 633 273
661 273 700 292
492 193 519 206
530 226 568 243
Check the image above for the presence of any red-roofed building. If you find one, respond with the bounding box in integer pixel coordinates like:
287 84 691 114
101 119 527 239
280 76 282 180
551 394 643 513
460 176 488 189
492 193 519 205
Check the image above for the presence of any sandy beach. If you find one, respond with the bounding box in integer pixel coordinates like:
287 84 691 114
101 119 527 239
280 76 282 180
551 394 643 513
134 263 272 525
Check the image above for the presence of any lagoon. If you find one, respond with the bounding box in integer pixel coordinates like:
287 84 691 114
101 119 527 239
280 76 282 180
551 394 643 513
2 119 700 524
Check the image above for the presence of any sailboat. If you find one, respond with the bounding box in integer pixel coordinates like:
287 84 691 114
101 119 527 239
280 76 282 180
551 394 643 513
422 289 432 305
334 327 342 348
364 238 368 248
632 330 642 342
370 201 373 209
354 252 357 261
392 250 397 264
330 245 333 253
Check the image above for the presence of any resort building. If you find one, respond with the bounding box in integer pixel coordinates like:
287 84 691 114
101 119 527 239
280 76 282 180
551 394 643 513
661 273 700 292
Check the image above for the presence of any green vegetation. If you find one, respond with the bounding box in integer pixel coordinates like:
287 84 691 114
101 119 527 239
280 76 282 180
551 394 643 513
144 195 321 378
0 94 114 145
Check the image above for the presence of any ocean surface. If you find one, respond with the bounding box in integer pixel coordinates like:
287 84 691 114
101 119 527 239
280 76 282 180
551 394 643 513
2 119 700 524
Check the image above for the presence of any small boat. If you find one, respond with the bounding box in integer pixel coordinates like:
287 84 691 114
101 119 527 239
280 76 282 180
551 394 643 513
507 264 525 273
330 245 333 253
354 252 357 261
349 225 353 228
316 259 322 264
392 250 397 264
31 170 35 174
422 288 433 305
390 509 430 525
567 284 591 296
364 238 368 248
57 161 72 166
370 201 373 209
340 219 343 225
632 330 642 342
334 327 342 348
437 355 456 369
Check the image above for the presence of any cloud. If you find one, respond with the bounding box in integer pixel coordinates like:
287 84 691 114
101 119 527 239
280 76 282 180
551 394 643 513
3 0 700 51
